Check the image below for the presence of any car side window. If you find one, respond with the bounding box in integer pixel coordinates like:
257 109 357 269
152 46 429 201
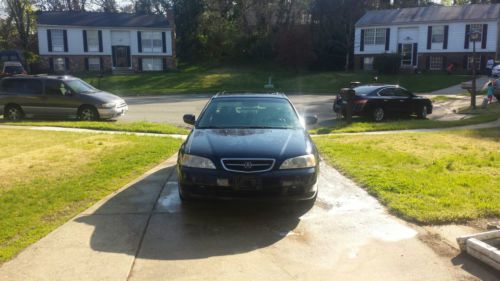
1 79 24 93
393 88 411 97
45 80 70 96
378 88 395 97
24 80 43 95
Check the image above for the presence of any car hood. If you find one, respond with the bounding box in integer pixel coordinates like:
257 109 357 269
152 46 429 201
183 128 315 160
82 91 124 103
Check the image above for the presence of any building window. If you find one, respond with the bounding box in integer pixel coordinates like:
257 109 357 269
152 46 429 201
88 57 101 71
470 24 483 41
429 56 443 70
364 28 386 45
431 26 444 43
51 30 65 52
86 30 99 52
467 55 481 70
141 32 162 53
363 57 374 70
53 57 66 72
142 57 163 71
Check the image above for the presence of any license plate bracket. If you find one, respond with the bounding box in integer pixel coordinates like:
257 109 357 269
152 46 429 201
236 176 261 190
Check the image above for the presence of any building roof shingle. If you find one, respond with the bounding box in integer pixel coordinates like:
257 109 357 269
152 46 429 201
356 4 500 27
37 11 170 28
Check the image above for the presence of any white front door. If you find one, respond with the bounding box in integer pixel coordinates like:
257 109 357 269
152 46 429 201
401 43 414 67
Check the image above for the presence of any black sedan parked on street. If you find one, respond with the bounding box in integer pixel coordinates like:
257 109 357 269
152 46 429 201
177 93 319 202
333 84 433 121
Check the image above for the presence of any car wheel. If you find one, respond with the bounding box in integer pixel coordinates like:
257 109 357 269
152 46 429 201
78 106 99 121
417 105 428 119
372 107 385 122
178 184 192 202
4 105 24 121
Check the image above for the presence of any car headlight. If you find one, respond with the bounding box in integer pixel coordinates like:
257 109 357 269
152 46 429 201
280 154 316 169
180 154 216 169
101 102 117 108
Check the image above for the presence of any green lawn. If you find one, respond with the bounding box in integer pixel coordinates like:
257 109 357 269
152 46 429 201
0 120 190 135
0 129 182 263
311 102 500 134
315 128 500 224
82 64 471 95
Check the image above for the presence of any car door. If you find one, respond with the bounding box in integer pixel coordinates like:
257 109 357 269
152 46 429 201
43 80 80 117
1 78 44 116
377 87 399 113
392 88 413 114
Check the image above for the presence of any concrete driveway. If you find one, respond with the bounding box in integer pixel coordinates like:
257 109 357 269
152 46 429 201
0 156 494 281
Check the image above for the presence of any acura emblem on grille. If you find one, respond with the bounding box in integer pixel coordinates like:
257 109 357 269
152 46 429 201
243 162 253 169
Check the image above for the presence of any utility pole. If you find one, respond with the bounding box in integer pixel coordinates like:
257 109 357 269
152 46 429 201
470 31 481 109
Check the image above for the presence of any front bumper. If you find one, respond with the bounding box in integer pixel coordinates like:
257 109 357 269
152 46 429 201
177 166 318 201
98 105 128 119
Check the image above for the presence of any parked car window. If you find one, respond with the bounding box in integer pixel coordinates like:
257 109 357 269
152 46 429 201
65 79 98 94
24 80 42 95
393 88 411 97
378 88 396 97
45 80 71 96
1 79 24 93
353 86 378 96
4 65 24 74
198 98 301 129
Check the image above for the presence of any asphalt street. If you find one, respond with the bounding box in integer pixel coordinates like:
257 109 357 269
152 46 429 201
121 94 337 127
0 156 494 281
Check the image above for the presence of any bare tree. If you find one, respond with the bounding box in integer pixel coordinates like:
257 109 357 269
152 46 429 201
4 0 34 50
92 0 118 12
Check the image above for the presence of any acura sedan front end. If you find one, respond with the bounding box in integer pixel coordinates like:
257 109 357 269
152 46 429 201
176 93 319 202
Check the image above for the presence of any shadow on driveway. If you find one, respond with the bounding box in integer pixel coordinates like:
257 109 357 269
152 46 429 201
74 164 312 261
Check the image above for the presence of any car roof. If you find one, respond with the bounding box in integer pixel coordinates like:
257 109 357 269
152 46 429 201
3 61 23 66
2 75 77 81
213 92 288 99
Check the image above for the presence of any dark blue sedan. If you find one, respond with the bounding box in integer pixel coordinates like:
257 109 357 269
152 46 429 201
177 93 319 202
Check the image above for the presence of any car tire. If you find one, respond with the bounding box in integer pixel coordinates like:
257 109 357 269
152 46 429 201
372 107 385 122
178 184 192 203
78 106 99 121
4 104 24 121
417 105 428 119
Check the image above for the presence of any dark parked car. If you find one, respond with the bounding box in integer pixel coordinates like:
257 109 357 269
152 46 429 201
0 75 128 121
177 93 319 202
333 84 433 121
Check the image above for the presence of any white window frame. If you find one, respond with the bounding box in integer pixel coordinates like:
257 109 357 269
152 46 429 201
364 28 386 45
54 57 65 72
429 56 443 70
142 57 163 71
467 55 481 70
141 32 163 53
470 24 483 42
363 57 374 70
86 30 99 52
51 29 65 52
88 57 101 71
431 26 444 43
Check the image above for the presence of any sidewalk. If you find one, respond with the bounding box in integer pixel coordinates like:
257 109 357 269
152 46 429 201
426 76 489 95
0 155 178 281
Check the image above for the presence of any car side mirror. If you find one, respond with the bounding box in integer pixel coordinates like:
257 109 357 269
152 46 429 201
305 115 318 125
183 114 196 125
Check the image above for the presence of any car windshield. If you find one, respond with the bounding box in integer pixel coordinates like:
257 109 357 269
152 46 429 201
66 79 98 94
4 66 23 74
197 97 301 129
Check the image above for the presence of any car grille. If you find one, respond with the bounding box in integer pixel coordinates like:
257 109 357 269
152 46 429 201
221 158 275 173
